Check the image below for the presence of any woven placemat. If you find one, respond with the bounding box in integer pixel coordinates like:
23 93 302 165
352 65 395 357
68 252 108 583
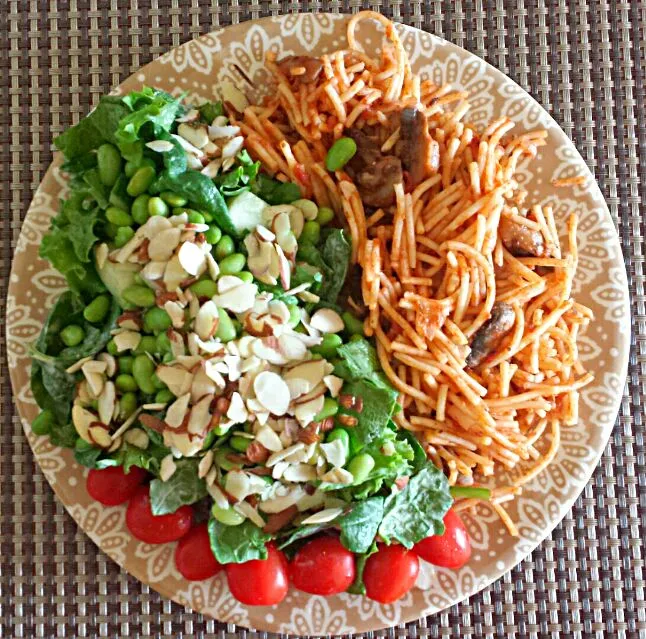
1 1 643 637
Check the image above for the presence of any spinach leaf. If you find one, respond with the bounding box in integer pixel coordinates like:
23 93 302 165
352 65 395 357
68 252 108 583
339 496 384 553
214 156 260 197
199 100 224 124
208 518 271 564
156 130 187 177
74 438 118 469
334 337 393 391
277 523 334 558
54 96 130 159
378 462 453 548
30 350 77 425
347 542 378 595
49 422 79 449
252 173 301 204
319 229 351 304
152 170 234 236
400 430 427 474
149 459 207 515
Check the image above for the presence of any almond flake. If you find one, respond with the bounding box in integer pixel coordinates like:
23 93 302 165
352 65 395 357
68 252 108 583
271 461 290 479
191 367 217 402
156 365 193 397
251 337 289 366
71 405 96 443
160 454 177 482
221 135 244 158
255 225 275 242
282 463 317 482
164 300 185 329
178 241 207 276
178 123 209 149
203 360 226 388
224 354 242 382
97 381 116 425
146 140 175 153
299 291 321 303
287 207 305 239
225 470 251 502
201 159 222 178
310 308 344 333
97 353 117 378
95 243 109 269
196 336 225 355
148 227 182 262
165 393 191 428
83 371 105 399
227 392 248 423
124 428 150 450
218 275 245 293
233 501 265 528
142 402 168 411
82 360 107 375
320 468 354 485
187 332 199 356
114 234 145 264
176 109 200 123
194 300 219 341
283 360 328 395
266 442 305 467
163 255 190 290
113 330 142 353
170 213 189 227
89 425 112 449
172 132 204 157
213 282 258 314
300 507 344 525
205 253 220 280
259 486 307 514
254 371 291 416
198 450 214 479
255 425 284 452
277 333 308 361
323 375 344 398
207 482 230 509
176 355 202 370
320 439 348 468
208 123 241 139
188 394 213 435
294 395 325 427
164 430 203 457
169 330 186 358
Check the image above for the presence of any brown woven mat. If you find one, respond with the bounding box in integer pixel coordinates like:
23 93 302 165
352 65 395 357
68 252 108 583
1 1 643 637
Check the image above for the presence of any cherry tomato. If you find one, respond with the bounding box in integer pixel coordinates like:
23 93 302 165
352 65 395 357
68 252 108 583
175 523 222 581
363 544 419 604
290 535 356 595
126 485 193 544
225 543 289 606
413 509 471 569
86 465 148 506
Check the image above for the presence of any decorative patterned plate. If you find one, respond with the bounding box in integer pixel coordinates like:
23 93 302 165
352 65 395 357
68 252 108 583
6 13 630 635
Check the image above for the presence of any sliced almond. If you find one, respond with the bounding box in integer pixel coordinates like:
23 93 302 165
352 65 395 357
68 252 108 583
161 301 184 329
294 394 325 427
205 253 220 280
124 428 150 450
160 454 177 482
113 330 141 353
187 394 214 435
201 159 222 178
71 405 96 443
191 367 217 403
208 123 241 139
253 371 291 416
176 108 200 123
97 353 117 378
203 360 226 388
225 470 251 502
266 442 305 468
277 333 308 361
283 463 317 483
168 330 186 358
194 300 219 341
83 371 105 399
163 255 190 291
221 136 244 158
175 355 202 370
156 365 193 397
320 467 354 485
320 439 348 468
166 393 191 428
88 424 112 449
300 507 344 525
287 207 304 239
224 354 242 382
258 486 307 514
323 375 344 398
255 225 276 242
234 501 265 528
213 282 257 314
148 227 182 262
95 243 109 269
97 381 116 425
172 132 204 157
283 360 328 394
198 450 214 479
255 424 284 452
164 430 203 457
251 337 288 366
178 122 209 149
107 435 122 453
227 392 248 424
218 275 245 293
82 360 107 375
310 308 344 334
178 241 207 276
66 356 94 375
114 234 145 264
275 244 291 290
207 481 230 510
146 140 175 153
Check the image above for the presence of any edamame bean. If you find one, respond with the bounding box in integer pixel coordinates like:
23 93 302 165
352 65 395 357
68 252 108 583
83 294 111 323
132 354 156 394
161 191 187 207
162 352 174 363
60 324 85 347
312 333 342 359
188 211 206 224
131 194 151 225
126 166 156 197
106 206 133 227
215 308 237 342
189 279 219 298
104 222 119 239
155 389 175 403
215 448 242 471
106 339 119 355
315 206 335 226
326 427 350 457
236 271 254 284
314 397 339 421
114 226 135 248
204 226 222 245
211 503 245 526
134 335 157 355
123 285 156 308
97 144 122 186
118 356 134 374
32 409 55 436
214 235 234 260
147 196 169 218
124 161 138 178
115 374 138 392
325 137 357 171
292 198 318 220
300 220 321 245
119 392 138 419
287 303 301 328
218 253 246 275
151 373 166 390
349 333 364 342
230 435 251 453
155 332 171 354
342 311 365 336
143 307 172 333
347 453 375 483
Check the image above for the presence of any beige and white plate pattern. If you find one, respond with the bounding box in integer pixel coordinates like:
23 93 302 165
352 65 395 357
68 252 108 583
6 13 630 635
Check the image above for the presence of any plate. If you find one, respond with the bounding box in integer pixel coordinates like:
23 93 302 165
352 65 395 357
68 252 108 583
6 13 630 635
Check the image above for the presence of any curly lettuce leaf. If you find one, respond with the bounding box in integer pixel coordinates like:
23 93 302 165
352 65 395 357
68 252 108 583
339 496 384 553
208 518 271 564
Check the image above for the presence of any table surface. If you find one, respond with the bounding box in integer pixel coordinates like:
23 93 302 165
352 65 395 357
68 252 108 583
1 1 644 638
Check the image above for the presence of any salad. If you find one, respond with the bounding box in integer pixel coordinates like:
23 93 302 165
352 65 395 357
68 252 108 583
30 87 478 605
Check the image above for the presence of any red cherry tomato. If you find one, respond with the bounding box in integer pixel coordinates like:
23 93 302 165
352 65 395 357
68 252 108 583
86 465 148 506
126 485 193 544
175 523 222 581
225 543 289 606
290 535 356 595
413 509 471 569
363 544 419 604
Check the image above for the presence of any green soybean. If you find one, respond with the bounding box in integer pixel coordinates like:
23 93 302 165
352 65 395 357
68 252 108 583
60 324 85 347
316 206 335 226
230 435 251 453
155 389 175 403
189 279 219 298
161 191 187 207
211 503 245 526
300 220 321 245
287 303 301 328
119 392 138 419
218 253 246 275
342 311 365 336
155 332 172 354
127 166 156 197
134 335 157 355
97 144 122 186
106 339 119 355
32 409 55 436
131 194 151 225
162 352 174 363
326 427 350 457
325 137 357 171
312 333 342 359
188 211 206 224
151 373 166 390
292 198 318 220
204 226 222 245
214 235 235 260
148 196 169 218
123 285 156 308
237 271 254 284
215 448 242 471
104 222 119 239
115 374 138 393
347 453 375 483
132 354 156 394
144 307 172 333
215 308 237 343
349 333 364 342
314 397 339 421
82 294 110 324
106 206 133 227
118 356 134 374
114 226 135 248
